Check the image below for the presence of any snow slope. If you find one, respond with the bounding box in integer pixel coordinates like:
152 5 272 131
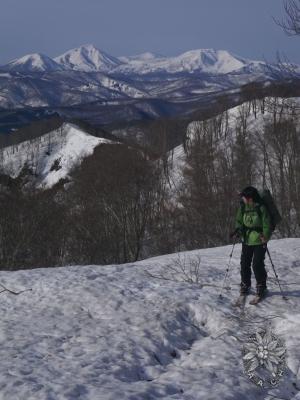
0 239 299 399
0 123 114 188
167 144 186 193
168 97 300 192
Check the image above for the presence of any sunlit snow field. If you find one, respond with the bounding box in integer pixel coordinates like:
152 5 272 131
0 239 299 400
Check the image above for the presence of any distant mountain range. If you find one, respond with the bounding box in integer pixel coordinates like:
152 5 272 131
0 44 300 132
0 44 270 75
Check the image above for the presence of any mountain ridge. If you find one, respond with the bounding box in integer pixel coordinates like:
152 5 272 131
0 122 117 188
2 53 65 72
1 44 300 132
53 44 123 73
1 44 263 75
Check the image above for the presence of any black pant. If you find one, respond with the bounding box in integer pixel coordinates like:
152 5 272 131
240 243 267 288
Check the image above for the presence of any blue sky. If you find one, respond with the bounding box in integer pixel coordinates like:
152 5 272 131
0 0 298 64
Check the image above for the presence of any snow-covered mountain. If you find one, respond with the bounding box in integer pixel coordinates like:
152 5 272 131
54 44 123 73
54 47 249 75
2 53 64 72
0 239 299 399
115 49 248 75
0 45 299 131
53 46 251 75
0 46 262 75
0 123 115 188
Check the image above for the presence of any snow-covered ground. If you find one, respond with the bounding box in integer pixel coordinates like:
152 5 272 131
0 238 299 399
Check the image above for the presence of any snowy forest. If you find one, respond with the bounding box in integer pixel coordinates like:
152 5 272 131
0 97 299 269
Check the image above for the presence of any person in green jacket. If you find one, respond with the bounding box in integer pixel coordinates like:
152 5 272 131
232 186 272 297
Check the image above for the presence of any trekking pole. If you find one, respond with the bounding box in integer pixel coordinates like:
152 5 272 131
219 239 236 300
266 246 288 300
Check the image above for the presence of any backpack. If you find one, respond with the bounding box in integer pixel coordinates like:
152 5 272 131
240 189 282 233
258 189 282 232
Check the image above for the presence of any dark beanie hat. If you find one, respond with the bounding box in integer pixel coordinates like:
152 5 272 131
240 186 260 202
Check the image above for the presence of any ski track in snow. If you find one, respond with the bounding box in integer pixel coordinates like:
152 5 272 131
0 238 299 399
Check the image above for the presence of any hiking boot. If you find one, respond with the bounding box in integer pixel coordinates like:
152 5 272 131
256 285 267 297
240 282 251 295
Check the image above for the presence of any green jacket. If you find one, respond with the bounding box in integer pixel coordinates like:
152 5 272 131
235 203 272 246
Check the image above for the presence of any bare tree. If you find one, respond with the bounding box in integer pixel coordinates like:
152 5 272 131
277 0 300 35
232 104 257 189
0 179 67 270
179 113 236 248
259 105 298 236
269 1 300 88
68 143 164 264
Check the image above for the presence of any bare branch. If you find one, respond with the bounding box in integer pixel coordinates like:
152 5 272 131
145 254 223 288
276 0 300 36
0 283 32 296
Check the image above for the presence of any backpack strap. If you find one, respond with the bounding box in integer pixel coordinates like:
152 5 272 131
255 204 262 221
